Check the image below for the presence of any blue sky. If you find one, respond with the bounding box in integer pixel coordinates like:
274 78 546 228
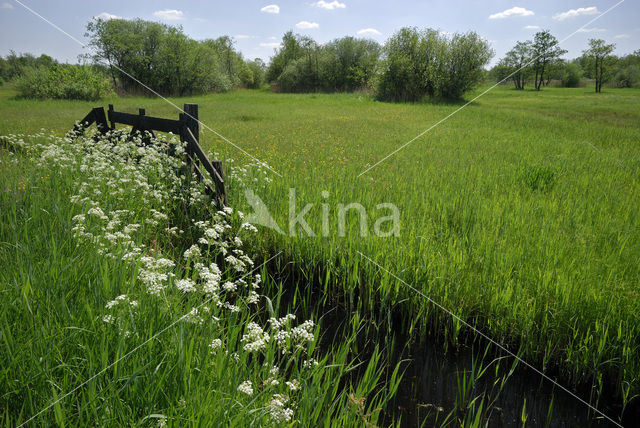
0 0 638 66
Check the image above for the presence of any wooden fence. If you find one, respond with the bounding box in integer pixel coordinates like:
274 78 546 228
72 103 227 207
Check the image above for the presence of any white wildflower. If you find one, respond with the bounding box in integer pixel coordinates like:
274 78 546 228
183 244 201 259
176 278 197 293
237 380 253 396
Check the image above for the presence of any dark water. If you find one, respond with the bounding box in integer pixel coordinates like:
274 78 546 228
387 338 638 427
263 262 637 427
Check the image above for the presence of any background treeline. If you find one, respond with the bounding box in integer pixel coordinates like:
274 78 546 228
490 31 640 91
266 28 493 101
0 18 266 100
266 31 382 93
2 18 638 102
85 19 265 95
0 51 112 101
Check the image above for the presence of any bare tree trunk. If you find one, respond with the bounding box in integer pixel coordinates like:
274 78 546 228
598 59 604 93
596 60 599 93
537 63 546 90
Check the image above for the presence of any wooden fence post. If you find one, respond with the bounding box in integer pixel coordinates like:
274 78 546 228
212 160 228 206
72 103 226 206
183 104 199 145
108 104 115 130
93 107 109 135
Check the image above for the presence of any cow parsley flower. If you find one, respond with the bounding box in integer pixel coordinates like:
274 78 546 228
176 278 196 293
183 244 201 259
237 380 253 396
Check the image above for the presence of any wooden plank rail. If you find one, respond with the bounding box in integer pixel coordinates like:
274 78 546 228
71 103 227 207
185 127 227 206
107 109 183 134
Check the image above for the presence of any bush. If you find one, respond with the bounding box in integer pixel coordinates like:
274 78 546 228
16 64 112 100
612 65 640 88
86 19 245 96
276 58 316 93
267 33 380 93
246 60 266 89
376 28 493 101
561 62 583 87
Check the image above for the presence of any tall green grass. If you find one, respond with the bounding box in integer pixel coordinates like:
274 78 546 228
0 132 400 426
214 85 640 414
1 84 639 422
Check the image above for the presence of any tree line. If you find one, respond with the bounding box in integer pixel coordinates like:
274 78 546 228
266 28 493 101
2 19 638 101
492 31 640 92
0 51 113 100
85 19 265 95
0 18 267 100
2 19 493 101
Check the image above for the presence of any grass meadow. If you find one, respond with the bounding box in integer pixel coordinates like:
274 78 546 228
1 83 639 425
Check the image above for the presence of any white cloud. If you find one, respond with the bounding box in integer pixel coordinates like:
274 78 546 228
614 34 630 39
94 12 121 21
357 28 382 36
314 1 346 10
553 7 598 21
153 9 184 20
576 27 606 33
1 2 14 9
523 25 540 30
260 4 280 14
489 7 534 19
235 35 253 39
260 42 282 48
296 21 319 29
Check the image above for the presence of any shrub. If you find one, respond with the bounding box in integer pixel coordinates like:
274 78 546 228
612 65 640 88
561 62 583 87
246 60 266 89
376 28 493 101
16 64 112 100
268 34 380 93
276 58 316 93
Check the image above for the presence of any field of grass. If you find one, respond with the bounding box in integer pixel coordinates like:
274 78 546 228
1 83 639 425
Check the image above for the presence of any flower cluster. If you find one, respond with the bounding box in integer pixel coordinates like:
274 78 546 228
4 128 318 425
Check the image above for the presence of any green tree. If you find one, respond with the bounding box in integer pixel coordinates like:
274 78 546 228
376 28 445 101
439 32 493 98
266 31 305 83
560 61 583 87
85 18 239 95
500 41 532 89
531 31 567 90
246 59 266 89
320 37 381 91
377 28 491 101
583 38 615 92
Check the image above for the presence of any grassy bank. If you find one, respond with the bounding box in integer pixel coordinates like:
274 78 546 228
1 84 639 422
0 130 400 426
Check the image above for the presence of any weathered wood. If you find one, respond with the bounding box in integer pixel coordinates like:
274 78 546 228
108 104 115 130
212 160 228 206
72 103 227 208
73 109 96 134
107 110 183 134
187 154 216 197
93 107 109 135
185 127 226 206
183 103 199 148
